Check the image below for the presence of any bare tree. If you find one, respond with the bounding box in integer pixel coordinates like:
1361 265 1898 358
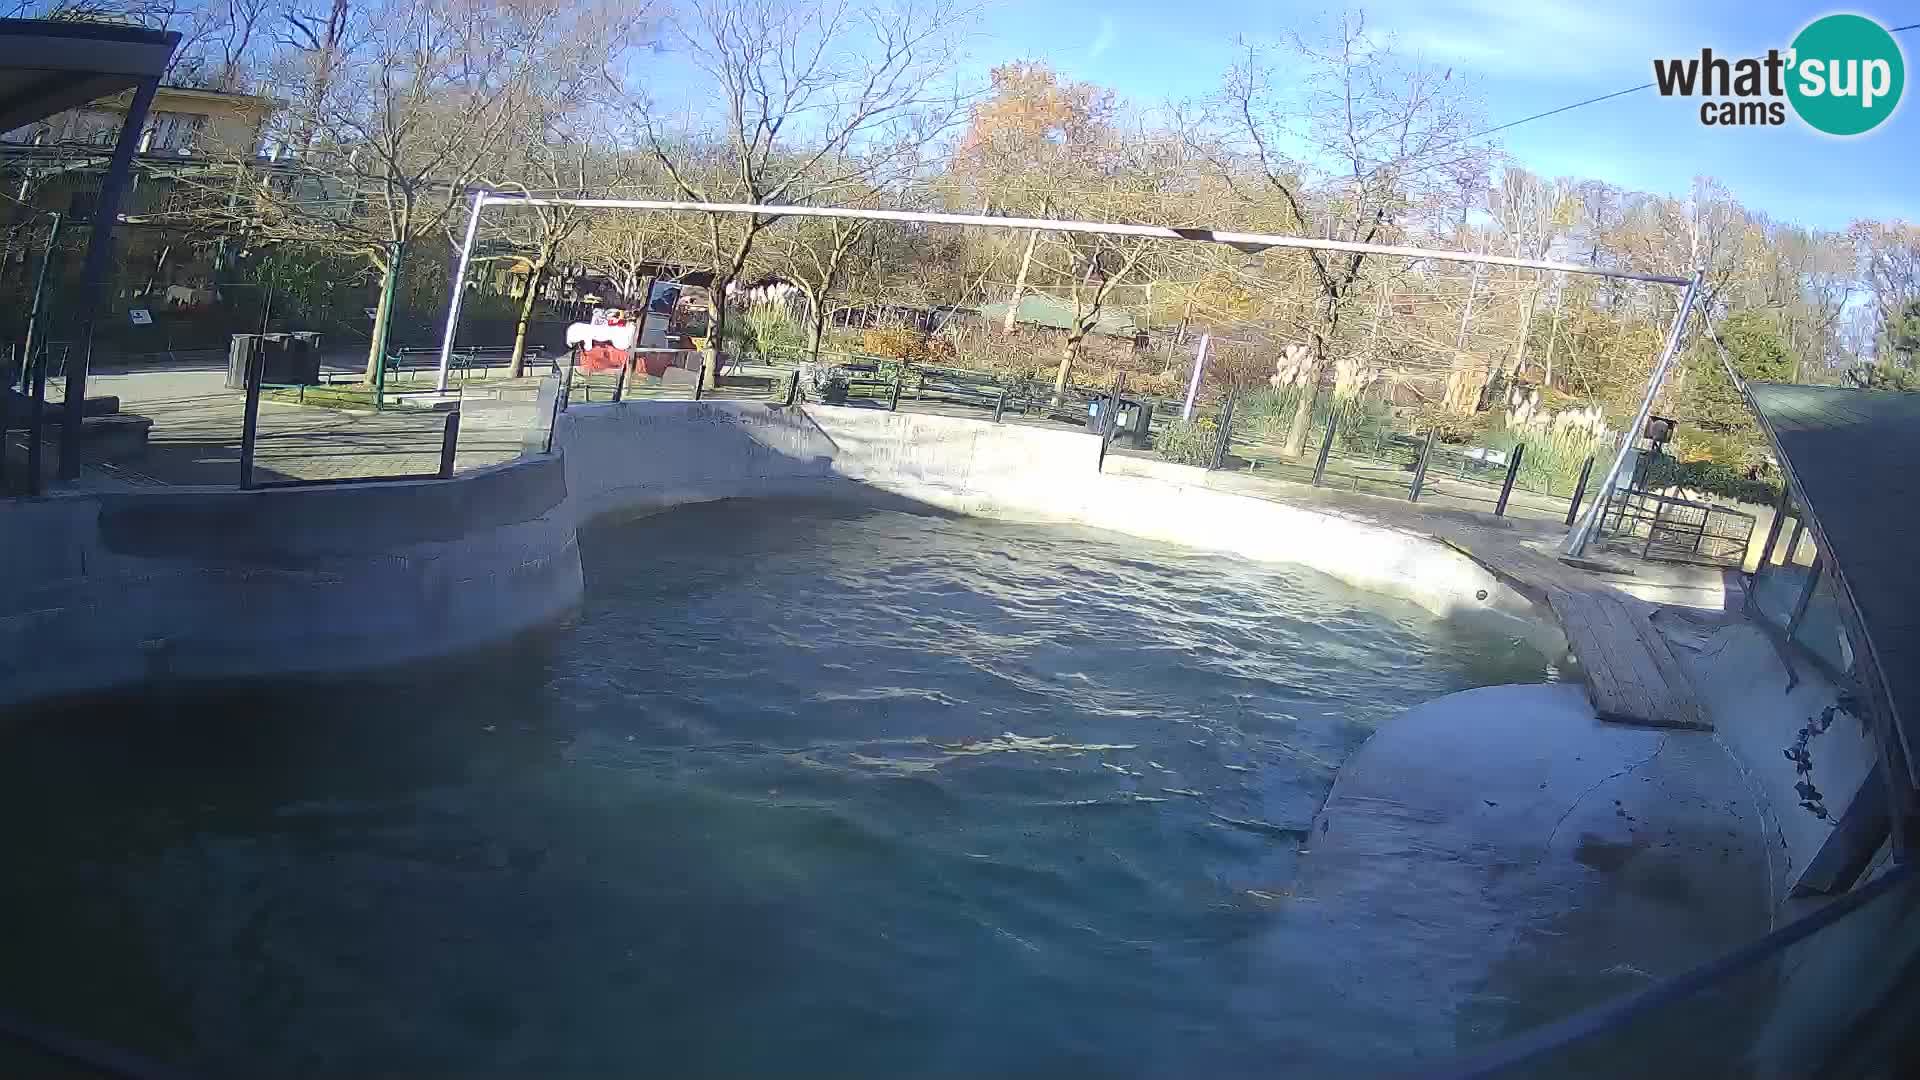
572 193 702 310
616 0 971 374
762 209 874 361
194 0 627 382
1853 220 1920 363
1209 12 1488 453
475 19 654 378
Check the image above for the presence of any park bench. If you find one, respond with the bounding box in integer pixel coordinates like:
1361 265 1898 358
911 365 1034 414
375 346 452 383
454 344 554 376
837 361 898 404
373 344 553 385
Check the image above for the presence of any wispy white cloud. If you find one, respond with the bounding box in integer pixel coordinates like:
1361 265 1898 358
1363 0 1707 80
1088 17 1116 62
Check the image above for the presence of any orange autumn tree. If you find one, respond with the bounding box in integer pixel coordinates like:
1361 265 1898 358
954 63 1118 335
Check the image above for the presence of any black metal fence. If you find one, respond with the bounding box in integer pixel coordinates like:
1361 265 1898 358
1147 383 1616 524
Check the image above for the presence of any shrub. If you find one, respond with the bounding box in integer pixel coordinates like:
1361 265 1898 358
1643 456 1780 507
1407 405 1492 444
1231 387 1394 456
1156 416 1218 467
726 301 807 359
861 326 929 361
1481 423 1617 497
1234 385 1312 444
799 361 851 403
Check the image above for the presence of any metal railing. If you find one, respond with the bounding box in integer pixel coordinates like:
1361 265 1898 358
236 347 463 491
1171 386 1606 522
1598 487 1756 567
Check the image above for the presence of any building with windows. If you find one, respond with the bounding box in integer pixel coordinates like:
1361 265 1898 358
1 80 275 351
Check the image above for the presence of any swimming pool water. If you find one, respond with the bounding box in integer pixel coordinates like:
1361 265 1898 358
0 499 1549 1076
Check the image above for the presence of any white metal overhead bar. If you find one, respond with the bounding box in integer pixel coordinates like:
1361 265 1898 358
477 194 1695 285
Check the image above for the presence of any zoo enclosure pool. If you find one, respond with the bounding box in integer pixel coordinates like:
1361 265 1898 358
0 499 1553 1077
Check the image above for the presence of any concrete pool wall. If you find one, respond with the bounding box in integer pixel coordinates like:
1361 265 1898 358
556 399 1565 657
0 397 1558 709
0 455 580 709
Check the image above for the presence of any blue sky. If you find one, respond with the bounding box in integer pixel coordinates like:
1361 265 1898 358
976 1 1917 231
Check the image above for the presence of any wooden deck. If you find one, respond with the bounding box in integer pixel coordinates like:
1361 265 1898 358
1548 587 1710 731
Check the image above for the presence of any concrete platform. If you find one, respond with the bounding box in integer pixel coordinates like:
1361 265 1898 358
1292 683 1772 1066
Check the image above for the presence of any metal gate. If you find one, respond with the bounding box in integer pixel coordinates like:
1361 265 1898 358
1599 488 1756 567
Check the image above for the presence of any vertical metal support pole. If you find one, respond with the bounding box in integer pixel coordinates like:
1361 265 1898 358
238 345 263 489
1312 395 1337 487
543 371 566 455
559 359 574 411
1408 431 1435 502
889 368 903 411
1641 496 1669 560
436 191 487 392
691 368 703 400
1759 485 1791 568
25 349 46 495
1181 333 1210 421
1208 393 1236 471
372 241 398 412
784 369 800 407
18 211 61 393
1784 554 1825 638
612 360 627 403
994 389 1008 423
1565 455 1595 526
61 77 158 481
0 371 10 492
1564 270 1703 557
1784 517 1808 566
1494 443 1526 517
438 409 460 478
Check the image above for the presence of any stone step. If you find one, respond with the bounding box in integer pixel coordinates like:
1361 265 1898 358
1 390 121 430
4 412 154 491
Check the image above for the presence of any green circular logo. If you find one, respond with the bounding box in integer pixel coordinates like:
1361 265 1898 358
1787 14 1905 136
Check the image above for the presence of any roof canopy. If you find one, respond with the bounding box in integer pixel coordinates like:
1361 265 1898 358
0 18 179 135
1748 382 1920 783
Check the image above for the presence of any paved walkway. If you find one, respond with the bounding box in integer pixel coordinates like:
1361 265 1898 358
77 367 533 488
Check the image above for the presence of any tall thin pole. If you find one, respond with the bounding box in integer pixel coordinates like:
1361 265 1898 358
1563 270 1704 559
61 76 160 480
1181 333 1210 421
373 242 398 411
437 191 488 391
18 211 61 392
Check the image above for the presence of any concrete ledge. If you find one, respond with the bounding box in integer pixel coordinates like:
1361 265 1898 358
0 456 581 709
1294 683 1772 1064
3 398 1564 707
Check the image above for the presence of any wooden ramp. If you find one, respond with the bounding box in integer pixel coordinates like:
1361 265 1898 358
1548 587 1710 731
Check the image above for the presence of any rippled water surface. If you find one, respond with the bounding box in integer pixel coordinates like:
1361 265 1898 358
1 500 1548 1077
